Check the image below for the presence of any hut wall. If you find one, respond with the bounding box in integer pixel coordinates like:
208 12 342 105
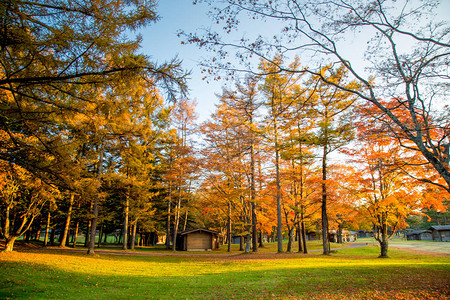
186 232 212 250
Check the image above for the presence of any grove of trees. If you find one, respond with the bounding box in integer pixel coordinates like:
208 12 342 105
1 0 448 258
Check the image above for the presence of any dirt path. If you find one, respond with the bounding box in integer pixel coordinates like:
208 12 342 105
310 242 370 252
12 240 449 257
388 240 450 256
25 242 369 258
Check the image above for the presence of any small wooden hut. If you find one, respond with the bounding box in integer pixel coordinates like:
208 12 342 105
428 225 450 242
176 228 220 251
406 230 432 241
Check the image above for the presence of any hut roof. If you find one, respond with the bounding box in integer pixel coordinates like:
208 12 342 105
407 230 431 235
428 225 450 231
179 228 220 236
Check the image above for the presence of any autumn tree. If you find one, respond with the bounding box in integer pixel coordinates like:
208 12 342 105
0 161 59 251
349 138 422 257
184 0 449 192
346 98 448 257
278 68 318 252
58 192 76 248
0 0 187 252
1 0 186 182
259 55 303 253
280 123 318 253
103 79 168 251
326 165 359 244
201 94 256 253
165 98 199 251
220 76 262 251
197 177 234 251
306 65 358 254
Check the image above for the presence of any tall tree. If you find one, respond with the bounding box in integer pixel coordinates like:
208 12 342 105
1 0 187 251
349 137 430 257
259 55 304 253
0 161 59 251
345 98 449 257
99 78 169 253
307 65 358 254
201 96 254 253
166 98 198 251
1 0 186 184
279 70 316 252
222 75 262 251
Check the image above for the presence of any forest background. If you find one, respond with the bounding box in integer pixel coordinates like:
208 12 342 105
0 0 449 258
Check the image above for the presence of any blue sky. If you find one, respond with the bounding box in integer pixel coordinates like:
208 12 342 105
138 0 450 122
140 1 222 122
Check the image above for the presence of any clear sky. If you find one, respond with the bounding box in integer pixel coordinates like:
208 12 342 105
140 1 223 122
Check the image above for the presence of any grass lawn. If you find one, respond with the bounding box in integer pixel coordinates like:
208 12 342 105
96 239 344 254
0 243 449 299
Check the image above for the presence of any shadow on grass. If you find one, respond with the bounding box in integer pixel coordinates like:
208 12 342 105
1 250 449 299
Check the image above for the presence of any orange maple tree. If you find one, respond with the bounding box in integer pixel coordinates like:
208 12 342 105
345 104 448 257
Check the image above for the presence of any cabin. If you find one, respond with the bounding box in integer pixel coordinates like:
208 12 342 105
306 231 320 241
428 225 450 242
328 230 340 243
356 230 374 238
328 230 358 243
406 230 433 241
176 228 220 251
348 231 358 242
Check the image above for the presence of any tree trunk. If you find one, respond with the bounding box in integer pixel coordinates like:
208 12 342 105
244 233 252 254
3 237 18 252
50 227 56 246
250 139 258 252
258 230 264 248
172 190 181 251
166 184 172 249
183 210 188 231
378 217 389 258
97 221 103 248
130 219 138 250
268 104 283 254
87 146 103 255
35 218 41 241
227 202 232 252
24 230 30 243
297 224 303 253
127 226 132 249
301 219 308 254
122 195 129 251
321 144 330 255
239 236 244 251
60 193 74 247
84 220 91 247
72 221 79 248
87 196 99 254
286 228 293 252
44 211 51 247
275 146 283 253
257 147 264 250
251 202 258 252
380 239 388 257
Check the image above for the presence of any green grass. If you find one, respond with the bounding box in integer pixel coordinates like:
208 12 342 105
1 243 449 299
122 239 342 254
34 238 343 254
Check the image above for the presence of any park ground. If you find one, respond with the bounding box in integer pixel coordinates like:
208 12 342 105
0 239 449 299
